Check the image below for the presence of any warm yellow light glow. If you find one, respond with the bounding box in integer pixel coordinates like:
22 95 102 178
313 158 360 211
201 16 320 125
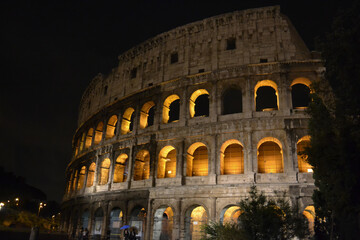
303 206 315 234
121 108 135 134
189 89 209 118
71 171 78 191
86 162 96 187
297 136 313 173
77 166 86 190
220 140 244 175
257 138 283 173
134 150 150 181
94 122 104 145
157 146 176 179
223 206 241 224
85 128 94 149
254 80 279 111
190 206 208 240
290 77 312 89
114 154 128 183
106 115 118 139
187 143 208 176
163 95 180 123
75 138 80 156
99 158 111 185
140 101 155 129
79 133 85 152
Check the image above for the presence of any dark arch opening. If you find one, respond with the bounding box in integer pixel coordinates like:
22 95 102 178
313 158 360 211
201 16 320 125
147 106 155 127
292 84 310 108
129 112 135 132
194 94 209 117
256 86 278 111
169 99 180 122
223 88 242 114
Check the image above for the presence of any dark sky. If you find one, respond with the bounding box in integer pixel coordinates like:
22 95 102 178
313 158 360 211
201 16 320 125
0 0 344 202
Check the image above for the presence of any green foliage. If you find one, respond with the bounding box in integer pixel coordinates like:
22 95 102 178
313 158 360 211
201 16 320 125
308 1 360 239
202 221 246 240
202 186 309 240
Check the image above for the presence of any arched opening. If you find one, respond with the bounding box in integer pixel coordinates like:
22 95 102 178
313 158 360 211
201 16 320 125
106 115 118 139
109 208 123 239
129 206 147 240
190 89 209 118
133 150 150 181
86 162 96 187
220 140 244 175
297 136 313 173
121 108 135 135
163 95 180 123
66 172 73 194
81 210 89 230
77 166 86 190
94 122 103 145
220 205 241 224
157 146 176 179
71 170 78 192
140 101 155 129
85 128 94 149
222 88 242 114
114 154 128 183
303 206 315 235
75 138 80 156
187 143 208 176
257 138 283 173
79 133 85 152
185 206 208 240
255 80 279 111
291 83 311 109
92 208 104 237
98 158 111 185
153 207 174 240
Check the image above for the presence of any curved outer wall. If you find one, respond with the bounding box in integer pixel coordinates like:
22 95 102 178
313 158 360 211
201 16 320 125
62 6 322 240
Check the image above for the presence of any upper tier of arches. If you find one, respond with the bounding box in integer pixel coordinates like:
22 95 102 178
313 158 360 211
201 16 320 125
74 77 312 157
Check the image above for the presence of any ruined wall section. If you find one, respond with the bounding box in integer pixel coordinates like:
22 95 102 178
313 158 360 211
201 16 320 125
78 6 311 126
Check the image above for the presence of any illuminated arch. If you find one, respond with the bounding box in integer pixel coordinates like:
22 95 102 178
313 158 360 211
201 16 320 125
75 138 80 156
220 140 244 175
222 88 242 115
153 206 174 240
106 115 118 139
71 170 78 192
113 153 128 183
257 137 283 173
187 142 208 176
94 122 103 145
163 95 180 123
290 77 312 88
121 108 135 135
254 80 279 111
303 206 315 234
140 101 155 129
79 133 85 152
129 206 147 238
98 158 111 185
297 136 313 173
189 89 210 118
92 208 104 236
133 150 150 181
85 128 94 149
77 166 86 190
185 205 208 240
157 146 177 178
86 162 96 187
109 208 124 238
220 205 241 224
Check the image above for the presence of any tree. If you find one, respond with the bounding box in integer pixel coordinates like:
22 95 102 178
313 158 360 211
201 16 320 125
202 186 309 240
307 1 360 239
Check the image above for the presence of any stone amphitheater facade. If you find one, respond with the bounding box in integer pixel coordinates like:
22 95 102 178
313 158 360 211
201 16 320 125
61 6 322 240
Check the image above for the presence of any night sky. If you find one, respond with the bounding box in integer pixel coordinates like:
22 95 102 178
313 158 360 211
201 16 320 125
0 0 344 202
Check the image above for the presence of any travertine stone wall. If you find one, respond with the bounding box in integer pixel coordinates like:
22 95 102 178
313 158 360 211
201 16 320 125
62 6 321 240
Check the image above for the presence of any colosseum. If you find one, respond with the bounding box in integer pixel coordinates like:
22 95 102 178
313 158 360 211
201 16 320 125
61 5 322 240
